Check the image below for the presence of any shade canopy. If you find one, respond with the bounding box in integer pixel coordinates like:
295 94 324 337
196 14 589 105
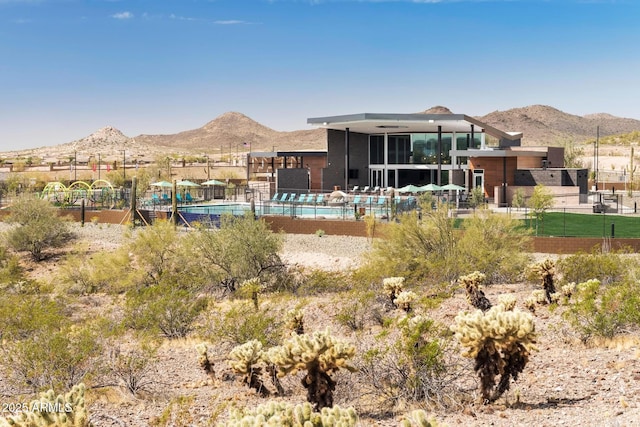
150 181 173 188
441 183 466 191
177 180 201 187
201 179 227 186
418 183 442 192
397 184 422 193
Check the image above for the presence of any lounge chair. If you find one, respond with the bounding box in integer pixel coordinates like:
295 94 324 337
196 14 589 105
288 193 297 202
315 194 324 205
362 186 370 193
377 196 387 206
186 193 194 203
364 195 373 205
162 194 170 204
152 194 160 205
279 193 289 202
176 193 183 204
352 195 361 205
373 186 381 194
297 194 306 203
351 185 360 193
271 193 280 202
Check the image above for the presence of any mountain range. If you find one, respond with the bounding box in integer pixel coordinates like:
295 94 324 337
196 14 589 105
3 105 640 161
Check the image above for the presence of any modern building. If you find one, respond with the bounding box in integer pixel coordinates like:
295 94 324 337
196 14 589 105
307 112 587 205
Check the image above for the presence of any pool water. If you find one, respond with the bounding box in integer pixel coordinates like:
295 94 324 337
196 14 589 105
179 201 391 219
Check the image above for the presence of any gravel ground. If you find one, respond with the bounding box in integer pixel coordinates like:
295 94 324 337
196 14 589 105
2 222 640 426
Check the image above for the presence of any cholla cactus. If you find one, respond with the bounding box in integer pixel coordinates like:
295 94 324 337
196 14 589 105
523 296 537 312
451 305 537 403
497 294 517 311
531 289 548 305
228 340 270 396
383 277 405 308
239 278 264 310
0 384 91 427
223 401 358 427
285 308 305 335
266 329 357 410
459 271 492 312
195 343 215 381
394 290 418 313
527 259 556 303
561 282 576 298
400 409 441 427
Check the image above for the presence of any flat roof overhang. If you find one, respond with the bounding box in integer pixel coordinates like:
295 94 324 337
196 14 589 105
250 150 326 158
451 149 547 158
307 113 523 142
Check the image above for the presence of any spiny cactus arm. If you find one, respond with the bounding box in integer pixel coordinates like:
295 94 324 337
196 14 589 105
400 409 441 427
195 343 215 380
458 271 486 289
228 340 264 375
497 294 517 311
0 384 92 427
221 401 358 427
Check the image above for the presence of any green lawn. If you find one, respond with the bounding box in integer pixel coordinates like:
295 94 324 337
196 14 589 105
523 212 640 238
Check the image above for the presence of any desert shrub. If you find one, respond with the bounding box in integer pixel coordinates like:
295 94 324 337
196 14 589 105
58 245 137 294
3 322 103 393
126 220 207 291
107 341 159 395
335 290 377 331
125 284 208 339
362 203 530 287
290 269 353 295
363 205 458 284
203 302 282 347
557 250 629 286
456 210 531 283
0 294 66 340
3 193 74 261
0 244 27 290
356 315 450 414
192 214 286 293
563 279 640 342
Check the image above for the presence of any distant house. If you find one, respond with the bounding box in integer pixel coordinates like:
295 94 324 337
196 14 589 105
307 112 588 206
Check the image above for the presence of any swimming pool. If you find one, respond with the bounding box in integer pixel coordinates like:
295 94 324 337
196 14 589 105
179 201 392 219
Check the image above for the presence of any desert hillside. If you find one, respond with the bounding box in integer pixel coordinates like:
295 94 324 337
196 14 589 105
1 105 639 164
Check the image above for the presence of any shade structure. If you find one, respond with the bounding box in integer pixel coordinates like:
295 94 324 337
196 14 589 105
201 179 226 186
418 183 442 192
177 180 201 187
398 184 421 193
441 183 466 191
150 181 173 188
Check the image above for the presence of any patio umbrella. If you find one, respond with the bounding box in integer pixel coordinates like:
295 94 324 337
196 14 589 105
177 180 201 187
418 183 442 192
150 181 173 188
441 183 466 191
201 179 226 186
398 184 421 193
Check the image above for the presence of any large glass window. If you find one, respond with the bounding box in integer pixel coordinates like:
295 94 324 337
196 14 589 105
387 135 411 164
369 135 384 164
412 133 452 164
456 133 482 150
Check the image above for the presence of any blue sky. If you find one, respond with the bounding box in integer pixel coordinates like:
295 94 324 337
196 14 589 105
1 0 639 150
